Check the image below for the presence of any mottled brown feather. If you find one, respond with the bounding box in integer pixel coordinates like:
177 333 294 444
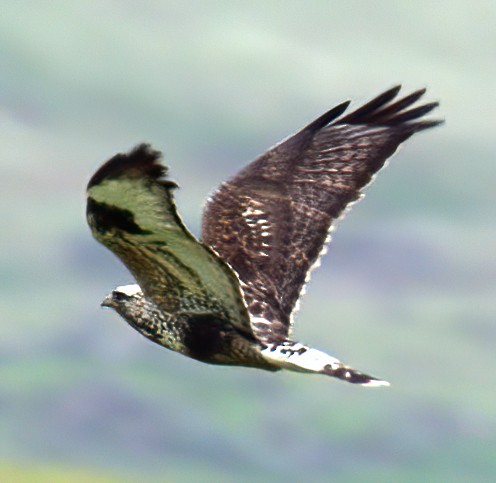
202 86 441 343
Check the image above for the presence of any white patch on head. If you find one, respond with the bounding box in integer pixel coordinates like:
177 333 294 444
115 284 142 296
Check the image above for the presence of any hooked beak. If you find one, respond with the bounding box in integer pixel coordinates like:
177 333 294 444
101 294 113 308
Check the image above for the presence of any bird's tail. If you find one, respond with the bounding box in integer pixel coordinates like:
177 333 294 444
261 341 389 387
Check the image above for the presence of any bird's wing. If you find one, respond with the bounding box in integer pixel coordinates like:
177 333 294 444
87 145 251 331
201 86 442 343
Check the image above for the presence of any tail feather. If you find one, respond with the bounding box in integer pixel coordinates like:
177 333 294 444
261 341 389 387
322 364 389 387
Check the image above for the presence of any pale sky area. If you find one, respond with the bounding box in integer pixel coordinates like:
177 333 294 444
1 2 495 481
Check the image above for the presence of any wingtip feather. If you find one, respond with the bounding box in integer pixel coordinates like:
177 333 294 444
335 85 442 129
87 144 176 190
338 85 402 124
303 100 352 133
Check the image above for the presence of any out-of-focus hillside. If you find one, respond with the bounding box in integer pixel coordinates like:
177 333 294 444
1 2 495 482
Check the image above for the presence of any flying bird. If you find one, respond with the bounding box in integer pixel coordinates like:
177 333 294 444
86 85 441 386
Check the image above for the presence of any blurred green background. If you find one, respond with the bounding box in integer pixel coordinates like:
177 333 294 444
1 1 495 482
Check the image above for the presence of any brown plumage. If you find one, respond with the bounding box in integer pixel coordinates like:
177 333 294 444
87 85 441 386
202 86 441 343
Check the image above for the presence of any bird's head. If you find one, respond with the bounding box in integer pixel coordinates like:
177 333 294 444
101 284 143 312
101 284 166 342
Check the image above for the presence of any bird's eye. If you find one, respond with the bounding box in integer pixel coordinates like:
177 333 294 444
113 291 129 302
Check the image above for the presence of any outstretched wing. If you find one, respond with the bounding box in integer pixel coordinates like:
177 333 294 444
87 145 250 330
202 86 442 343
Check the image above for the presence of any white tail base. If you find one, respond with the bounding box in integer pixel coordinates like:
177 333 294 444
261 342 341 373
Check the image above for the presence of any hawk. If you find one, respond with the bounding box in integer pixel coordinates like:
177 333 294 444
86 85 441 386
